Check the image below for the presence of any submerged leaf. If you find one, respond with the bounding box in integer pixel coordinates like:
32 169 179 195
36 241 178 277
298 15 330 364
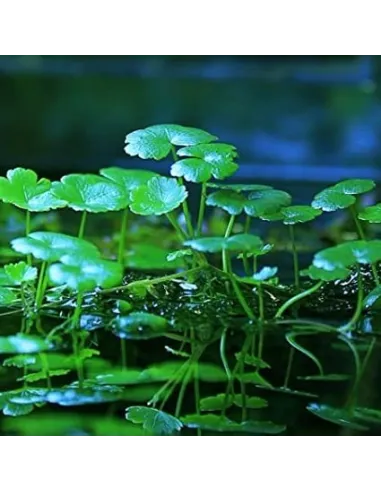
182 414 284 434
52 174 128 212
129 177 187 216
46 386 124 406
125 406 182 435
111 312 168 340
235 353 271 369
0 168 66 211
11 232 100 262
298 374 350 381
363 285 381 310
124 124 216 160
307 403 368 431
3 402 34 417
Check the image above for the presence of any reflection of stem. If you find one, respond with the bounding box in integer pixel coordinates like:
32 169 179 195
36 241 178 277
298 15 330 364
196 182 207 237
289 224 300 289
118 208 129 265
220 328 232 380
350 204 379 286
78 210 87 239
230 274 256 320
222 215 235 273
35 261 47 309
339 268 363 333
275 280 324 319
341 335 362 411
253 255 258 274
283 347 295 389
72 292 84 388
258 284 265 321
120 339 127 369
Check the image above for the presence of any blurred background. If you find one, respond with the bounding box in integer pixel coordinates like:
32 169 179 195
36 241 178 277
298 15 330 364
0 55 380 199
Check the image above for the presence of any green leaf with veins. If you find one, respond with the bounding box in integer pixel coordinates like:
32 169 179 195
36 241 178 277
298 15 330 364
332 179 375 195
49 255 123 292
311 188 355 212
263 205 322 225
124 124 216 160
172 143 238 183
11 232 100 262
166 249 193 262
129 177 187 216
313 240 381 271
52 174 128 212
0 168 67 211
125 406 182 435
3 261 37 285
111 312 168 340
359 204 381 223
245 189 292 217
0 334 52 354
301 264 351 281
99 167 159 191
0 287 18 305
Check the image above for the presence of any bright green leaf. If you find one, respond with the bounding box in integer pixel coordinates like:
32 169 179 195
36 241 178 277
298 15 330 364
245 189 292 217
0 334 52 354
312 188 356 212
332 179 375 195
99 167 159 192
200 394 232 411
125 406 182 435
300 264 351 282
0 287 18 305
3 261 37 285
359 204 381 224
206 183 272 192
233 395 268 409
363 285 381 310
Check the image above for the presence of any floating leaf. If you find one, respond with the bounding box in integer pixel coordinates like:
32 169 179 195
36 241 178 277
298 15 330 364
7 388 48 405
245 189 292 217
200 394 232 411
235 353 271 369
11 232 100 262
313 240 381 271
233 395 268 409
3 262 37 285
363 285 381 309
46 386 124 406
332 179 375 195
307 403 368 431
124 124 216 160
52 174 128 212
312 188 355 212
0 168 66 211
359 204 381 224
206 190 247 215
263 205 322 225
49 255 123 292
129 177 187 216
0 287 18 305
0 334 52 354
300 264 351 282
125 406 182 435
99 167 159 192
111 312 168 340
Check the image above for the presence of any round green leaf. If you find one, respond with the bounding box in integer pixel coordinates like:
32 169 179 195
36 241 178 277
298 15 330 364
129 177 187 216
124 124 217 160
300 265 351 281
245 189 292 217
0 168 67 211
111 312 168 340
313 240 381 271
0 334 52 354
49 256 123 292
52 174 128 213
233 395 268 409
276 205 322 225
0 287 18 305
252 266 278 281
206 190 246 215
125 406 182 435
3 261 37 285
182 414 285 434
332 179 375 195
11 232 100 262
206 183 272 192
311 187 356 212
359 204 381 224
200 394 232 412
99 167 159 192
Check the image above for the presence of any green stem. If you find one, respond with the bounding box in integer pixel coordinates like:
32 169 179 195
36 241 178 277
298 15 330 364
258 284 265 321
341 335 362 410
166 211 188 241
39 353 52 390
283 347 295 389
222 215 236 273
289 224 300 289
171 146 194 237
253 255 258 274
339 269 363 333
220 328 232 380
78 210 87 239
174 364 193 418
118 208 129 265
230 274 256 320
257 324 265 359
72 292 84 388
26 210 32 265
239 356 247 422
350 204 379 286
35 261 47 309
120 339 127 369
196 182 207 237
244 215 251 234
275 280 324 319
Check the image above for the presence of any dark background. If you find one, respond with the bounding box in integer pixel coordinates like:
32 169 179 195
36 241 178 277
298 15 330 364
1 55 380 195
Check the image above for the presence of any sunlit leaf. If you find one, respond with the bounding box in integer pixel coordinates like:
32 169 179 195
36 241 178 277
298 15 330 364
262 205 322 225
0 168 67 211
184 234 266 254
125 406 182 435
124 124 216 160
0 334 52 354
313 240 381 271
52 174 128 212
3 355 37 368
11 232 100 262
311 188 355 212
3 261 37 285
111 312 168 340
253 266 278 282
359 204 381 224
99 167 159 192
245 189 292 217
332 179 375 195
20 369 71 383
166 249 193 262
363 285 381 309
46 385 124 406
129 177 187 216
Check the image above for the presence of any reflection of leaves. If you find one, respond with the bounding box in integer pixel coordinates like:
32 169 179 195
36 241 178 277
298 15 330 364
111 312 168 340
182 414 285 434
0 334 52 354
125 406 182 435
307 403 368 431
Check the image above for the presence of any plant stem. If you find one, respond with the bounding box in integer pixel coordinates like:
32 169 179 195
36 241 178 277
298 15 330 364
72 291 84 388
35 261 47 309
239 356 247 422
174 364 193 418
120 339 127 369
253 255 258 274
340 335 362 411
39 353 52 390
350 204 379 286
289 224 300 290
222 215 235 273
196 182 207 237
78 210 87 239
230 274 256 320
26 210 32 265
258 284 265 321
166 211 188 241
244 215 251 233
171 146 194 237
275 280 324 319
339 268 363 333
282 347 295 389
118 208 129 265
220 328 232 380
